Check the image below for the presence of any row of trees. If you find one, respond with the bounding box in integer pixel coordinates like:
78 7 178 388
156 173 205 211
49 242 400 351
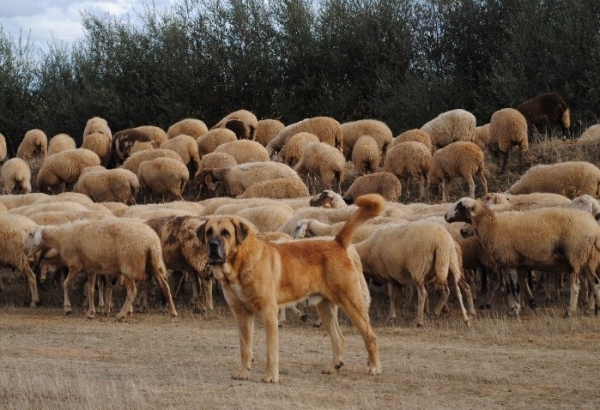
1 0 600 153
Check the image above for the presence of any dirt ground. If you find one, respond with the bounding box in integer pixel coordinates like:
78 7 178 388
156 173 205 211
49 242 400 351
1 279 600 410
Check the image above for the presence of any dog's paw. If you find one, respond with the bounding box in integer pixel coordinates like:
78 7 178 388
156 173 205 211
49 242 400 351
260 373 279 383
232 370 250 381
368 366 382 375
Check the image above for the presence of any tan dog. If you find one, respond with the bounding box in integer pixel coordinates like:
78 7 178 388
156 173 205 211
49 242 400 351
199 194 385 383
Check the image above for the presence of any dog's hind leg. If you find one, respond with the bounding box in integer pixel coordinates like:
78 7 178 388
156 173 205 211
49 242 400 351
339 297 382 375
229 301 255 381
316 299 344 374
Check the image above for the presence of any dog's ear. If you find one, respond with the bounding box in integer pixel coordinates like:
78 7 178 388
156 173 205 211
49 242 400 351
233 218 251 246
196 221 207 245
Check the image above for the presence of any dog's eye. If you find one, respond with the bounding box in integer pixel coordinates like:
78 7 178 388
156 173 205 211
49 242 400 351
206 228 213 237
221 230 230 237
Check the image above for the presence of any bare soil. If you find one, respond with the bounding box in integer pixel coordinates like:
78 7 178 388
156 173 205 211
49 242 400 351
1 280 599 410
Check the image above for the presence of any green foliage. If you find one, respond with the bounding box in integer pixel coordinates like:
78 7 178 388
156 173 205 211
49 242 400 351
1 0 600 144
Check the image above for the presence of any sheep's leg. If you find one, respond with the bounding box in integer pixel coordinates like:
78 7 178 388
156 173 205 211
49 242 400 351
116 278 137 321
441 178 450 202
505 268 521 318
402 178 410 198
62 267 82 315
170 271 186 300
519 269 537 310
22 263 39 308
86 272 97 319
97 276 105 313
134 282 148 312
451 279 471 326
419 178 426 200
387 281 399 321
500 150 510 173
104 276 114 314
200 277 214 312
153 271 178 319
415 283 427 327
477 170 488 196
565 271 581 317
458 278 477 317
315 299 344 374
466 175 476 199
433 284 450 317
278 307 287 327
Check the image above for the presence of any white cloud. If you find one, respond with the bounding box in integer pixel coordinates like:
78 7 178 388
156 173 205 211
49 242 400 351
0 0 177 53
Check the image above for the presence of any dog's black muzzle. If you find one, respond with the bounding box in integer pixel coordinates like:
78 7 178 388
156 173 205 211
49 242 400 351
207 239 225 265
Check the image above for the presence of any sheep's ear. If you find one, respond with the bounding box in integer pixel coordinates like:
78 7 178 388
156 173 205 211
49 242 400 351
33 227 42 246
204 174 213 185
233 218 250 246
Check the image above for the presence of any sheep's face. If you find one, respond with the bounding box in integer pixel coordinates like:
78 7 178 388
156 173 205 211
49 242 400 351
445 197 479 223
24 227 44 258
310 191 334 207
460 224 476 238
198 216 251 268
291 221 310 239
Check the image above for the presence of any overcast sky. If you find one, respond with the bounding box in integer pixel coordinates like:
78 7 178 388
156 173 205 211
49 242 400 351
0 0 176 53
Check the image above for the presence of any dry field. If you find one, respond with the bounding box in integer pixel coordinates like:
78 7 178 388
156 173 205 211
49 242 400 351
1 278 600 410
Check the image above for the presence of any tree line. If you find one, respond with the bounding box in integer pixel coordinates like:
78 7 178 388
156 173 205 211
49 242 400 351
1 0 599 152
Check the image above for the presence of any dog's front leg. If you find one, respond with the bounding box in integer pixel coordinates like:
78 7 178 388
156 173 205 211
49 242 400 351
261 306 280 383
230 303 255 381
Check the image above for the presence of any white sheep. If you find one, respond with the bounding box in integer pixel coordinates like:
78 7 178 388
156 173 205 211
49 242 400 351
489 108 528 173
446 197 600 317
1 158 32 195
280 132 320 168
255 119 285 147
16 129 47 161
24 219 178 320
167 118 209 139
294 141 346 194
266 116 343 156
236 176 309 199
197 152 237 173
135 125 168 146
473 124 490 150
421 109 476 150
160 134 201 172
137 157 190 202
74 167 140 204
120 148 183 175
83 116 112 139
390 129 432 152
508 161 600 199
384 141 432 200
352 135 381 175
196 128 238 156
355 221 473 327
36 148 101 194
196 162 298 197
213 139 270 164
429 141 488 201
0 132 8 163
211 109 259 140
343 172 401 203
0 193 49 210
82 132 112 166
0 213 39 307
341 119 393 159
235 204 295 233
579 124 600 141
47 133 76 156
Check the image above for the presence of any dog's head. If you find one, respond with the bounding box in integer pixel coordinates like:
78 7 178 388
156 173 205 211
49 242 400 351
198 216 252 266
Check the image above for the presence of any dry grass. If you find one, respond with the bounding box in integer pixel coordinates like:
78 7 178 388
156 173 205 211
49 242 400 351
2 277 600 410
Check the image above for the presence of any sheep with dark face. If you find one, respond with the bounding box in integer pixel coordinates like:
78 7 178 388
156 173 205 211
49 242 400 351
517 92 570 138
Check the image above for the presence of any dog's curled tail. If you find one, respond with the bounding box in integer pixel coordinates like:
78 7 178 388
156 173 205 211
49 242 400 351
334 194 385 249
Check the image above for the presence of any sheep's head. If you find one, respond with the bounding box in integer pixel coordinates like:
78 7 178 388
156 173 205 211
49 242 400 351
460 224 476 238
445 197 481 224
309 190 342 208
570 194 600 218
25 226 45 258
482 192 510 205
291 220 311 239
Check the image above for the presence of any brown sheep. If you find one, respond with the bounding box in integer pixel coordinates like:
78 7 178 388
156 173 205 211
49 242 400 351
211 109 258 140
167 118 209 139
343 172 401 203
196 129 238 156
255 119 285 147
384 141 432 200
111 128 158 166
517 92 570 138
16 129 47 161
489 108 528 173
429 141 488 202
391 129 432 152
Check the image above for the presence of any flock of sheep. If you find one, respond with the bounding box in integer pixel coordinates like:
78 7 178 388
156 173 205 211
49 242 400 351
1 91 600 327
